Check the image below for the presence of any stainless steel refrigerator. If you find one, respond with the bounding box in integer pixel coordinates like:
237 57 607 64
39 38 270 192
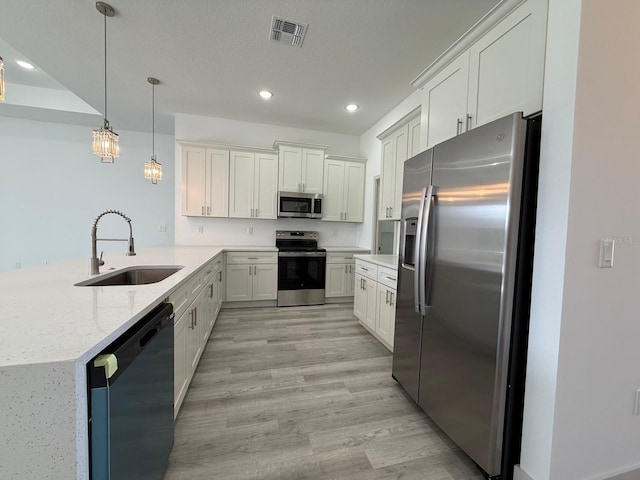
392 112 541 480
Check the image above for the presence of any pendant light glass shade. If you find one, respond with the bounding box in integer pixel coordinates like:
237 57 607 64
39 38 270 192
144 154 162 184
0 56 5 102
144 77 162 184
93 120 119 163
93 2 119 162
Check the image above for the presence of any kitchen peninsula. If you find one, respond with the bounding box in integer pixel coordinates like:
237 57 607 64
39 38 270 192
0 245 275 479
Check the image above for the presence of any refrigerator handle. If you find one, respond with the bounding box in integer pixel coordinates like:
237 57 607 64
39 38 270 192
414 186 428 314
421 185 437 315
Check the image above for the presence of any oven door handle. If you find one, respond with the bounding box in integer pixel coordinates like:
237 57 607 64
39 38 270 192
278 252 327 258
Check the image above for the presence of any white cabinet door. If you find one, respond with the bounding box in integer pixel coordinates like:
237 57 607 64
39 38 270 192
353 274 367 321
362 278 377 331
408 115 422 158
345 265 355 297
252 264 278 300
181 146 206 216
187 294 205 378
229 151 255 218
205 148 229 217
254 152 278 219
376 287 396 348
467 0 546 128
225 264 253 301
422 52 470 149
379 135 395 219
322 159 344 222
391 127 408 220
325 263 348 297
174 309 189 415
343 161 365 222
278 145 302 192
302 148 324 194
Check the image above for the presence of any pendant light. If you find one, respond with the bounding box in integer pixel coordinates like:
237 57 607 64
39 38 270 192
144 77 162 184
0 56 5 102
92 2 119 163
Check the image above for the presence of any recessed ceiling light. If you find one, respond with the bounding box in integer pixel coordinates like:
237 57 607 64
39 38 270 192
259 90 273 100
345 104 359 112
16 60 35 70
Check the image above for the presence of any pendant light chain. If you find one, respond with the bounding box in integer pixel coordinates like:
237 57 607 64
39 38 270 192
152 80 155 156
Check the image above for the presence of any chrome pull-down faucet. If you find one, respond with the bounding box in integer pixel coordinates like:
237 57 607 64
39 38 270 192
90 210 136 275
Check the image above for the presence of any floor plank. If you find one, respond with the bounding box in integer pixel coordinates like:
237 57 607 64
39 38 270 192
164 304 483 480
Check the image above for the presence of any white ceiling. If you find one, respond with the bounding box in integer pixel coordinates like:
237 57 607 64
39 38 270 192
0 0 500 136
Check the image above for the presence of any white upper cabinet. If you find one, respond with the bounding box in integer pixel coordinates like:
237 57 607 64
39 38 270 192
466 0 547 128
229 150 278 219
275 142 327 194
322 156 366 223
414 0 547 149
421 53 470 150
182 146 206 216
181 145 229 217
378 113 419 221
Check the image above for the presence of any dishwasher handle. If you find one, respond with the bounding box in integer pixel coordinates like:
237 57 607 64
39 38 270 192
89 302 174 388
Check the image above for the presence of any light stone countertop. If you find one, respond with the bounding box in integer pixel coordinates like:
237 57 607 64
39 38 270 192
323 247 371 252
353 254 399 270
1 244 246 479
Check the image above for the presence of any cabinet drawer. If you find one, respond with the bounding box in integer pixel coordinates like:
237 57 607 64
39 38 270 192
226 251 277 264
326 252 358 264
355 260 377 281
167 279 194 321
378 266 398 290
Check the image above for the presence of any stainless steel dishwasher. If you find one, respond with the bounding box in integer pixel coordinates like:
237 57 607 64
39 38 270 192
88 302 174 480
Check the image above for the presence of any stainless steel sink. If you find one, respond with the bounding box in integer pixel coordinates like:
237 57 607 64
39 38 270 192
75 266 184 287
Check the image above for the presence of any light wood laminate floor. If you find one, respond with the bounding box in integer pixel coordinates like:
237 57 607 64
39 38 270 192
164 304 484 480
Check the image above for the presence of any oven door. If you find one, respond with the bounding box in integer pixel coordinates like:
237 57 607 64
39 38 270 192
277 252 326 306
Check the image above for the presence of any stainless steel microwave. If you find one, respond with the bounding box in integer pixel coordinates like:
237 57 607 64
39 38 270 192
277 192 322 219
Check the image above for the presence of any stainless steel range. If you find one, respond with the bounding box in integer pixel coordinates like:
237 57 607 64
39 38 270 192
276 231 326 307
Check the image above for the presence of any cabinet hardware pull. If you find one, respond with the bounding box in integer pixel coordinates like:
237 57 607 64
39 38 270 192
218 271 222 281
248 257 258 259
298 183 301 192
210 284 214 298
457 118 463 135
250 208 254 217
254 266 257 275
207 206 211 215
466 114 472 131
201 206 205 215
249 266 252 276
361 267 368 271
255 208 259 217
189 309 194 329
302 183 305 191
345 265 348 273
385 290 390 304
390 292 394 306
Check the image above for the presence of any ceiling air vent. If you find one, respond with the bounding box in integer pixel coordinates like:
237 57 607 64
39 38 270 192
271 16 308 47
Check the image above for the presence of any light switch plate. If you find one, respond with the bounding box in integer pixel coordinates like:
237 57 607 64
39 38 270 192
598 239 614 268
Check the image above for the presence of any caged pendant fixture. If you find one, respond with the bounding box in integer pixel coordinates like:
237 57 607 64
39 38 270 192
92 2 119 163
144 77 162 184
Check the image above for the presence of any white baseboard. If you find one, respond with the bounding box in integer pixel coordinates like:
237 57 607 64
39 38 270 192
513 464 640 480
513 465 534 480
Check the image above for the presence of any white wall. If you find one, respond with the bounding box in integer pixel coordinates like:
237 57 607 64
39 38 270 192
174 113 362 247
520 1 640 479
0 117 175 272
356 90 422 249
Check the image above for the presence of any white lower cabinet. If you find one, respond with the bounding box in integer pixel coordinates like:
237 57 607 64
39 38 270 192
353 260 397 351
325 252 358 298
170 253 224 417
225 252 278 302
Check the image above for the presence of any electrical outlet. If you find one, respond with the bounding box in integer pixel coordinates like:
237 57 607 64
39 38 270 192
196 225 204 234
634 389 640 415
41 260 48 265
247 227 254 236
332 228 338 237
15 261 21 269
158 225 167 233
